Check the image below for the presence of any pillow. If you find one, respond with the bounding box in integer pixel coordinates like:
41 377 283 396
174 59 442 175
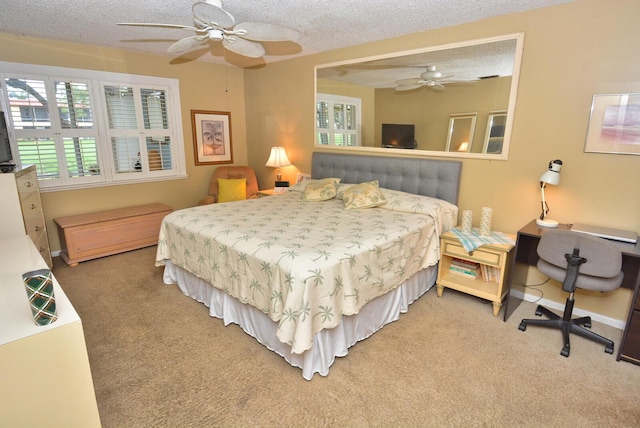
342 182 387 210
336 180 379 200
299 178 341 202
288 179 312 193
217 178 246 203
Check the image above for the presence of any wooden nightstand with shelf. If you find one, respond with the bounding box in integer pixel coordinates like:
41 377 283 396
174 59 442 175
436 230 515 316
258 188 287 197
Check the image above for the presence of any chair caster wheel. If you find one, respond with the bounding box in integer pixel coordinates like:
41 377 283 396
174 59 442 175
535 310 542 316
561 347 570 357
518 323 526 331
585 322 592 328
605 346 614 354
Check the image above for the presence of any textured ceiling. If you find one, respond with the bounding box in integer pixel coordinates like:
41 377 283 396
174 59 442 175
0 0 573 67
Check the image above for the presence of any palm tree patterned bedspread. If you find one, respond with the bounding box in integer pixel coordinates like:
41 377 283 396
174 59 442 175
155 187 457 354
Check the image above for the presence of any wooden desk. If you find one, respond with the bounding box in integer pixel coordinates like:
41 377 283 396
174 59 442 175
503 220 640 364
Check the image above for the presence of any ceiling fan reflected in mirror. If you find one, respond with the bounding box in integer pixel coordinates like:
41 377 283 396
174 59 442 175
394 66 476 92
118 0 300 58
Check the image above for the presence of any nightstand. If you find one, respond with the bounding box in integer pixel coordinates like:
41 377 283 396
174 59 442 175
436 230 515 316
257 188 286 197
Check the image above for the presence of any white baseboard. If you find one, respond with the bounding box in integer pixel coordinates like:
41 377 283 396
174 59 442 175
522 291 625 330
51 250 61 257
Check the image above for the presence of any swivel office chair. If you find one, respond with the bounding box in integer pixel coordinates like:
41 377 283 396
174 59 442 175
518 230 623 357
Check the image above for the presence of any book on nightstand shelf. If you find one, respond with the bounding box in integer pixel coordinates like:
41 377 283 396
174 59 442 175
449 259 480 278
479 264 501 283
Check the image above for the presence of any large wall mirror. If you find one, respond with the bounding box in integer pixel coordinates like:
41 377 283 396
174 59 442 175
315 33 524 160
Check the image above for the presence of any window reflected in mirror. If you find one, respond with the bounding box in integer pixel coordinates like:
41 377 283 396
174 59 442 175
316 94 361 146
482 111 507 154
315 33 524 160
446 113 477 152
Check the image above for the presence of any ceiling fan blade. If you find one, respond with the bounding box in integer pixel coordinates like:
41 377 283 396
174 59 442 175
432 84 445 91
395 84 423 92
118 22 199 31
192 1 235 29
233 22 301 42
222 36 265 58
395 78 422 86
441 80 478 86
168 36 208 54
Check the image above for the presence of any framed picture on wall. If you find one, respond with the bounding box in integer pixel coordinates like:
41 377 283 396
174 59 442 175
191 110 233 165
584 93 640 155
296 173 311 183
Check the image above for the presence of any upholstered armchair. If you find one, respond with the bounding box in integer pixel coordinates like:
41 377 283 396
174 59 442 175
199 166 259 205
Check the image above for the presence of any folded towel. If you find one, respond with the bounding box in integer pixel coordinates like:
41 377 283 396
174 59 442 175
449 227 516 253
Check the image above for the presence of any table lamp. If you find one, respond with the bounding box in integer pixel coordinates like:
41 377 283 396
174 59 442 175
536 159 563 227
265 146 292 189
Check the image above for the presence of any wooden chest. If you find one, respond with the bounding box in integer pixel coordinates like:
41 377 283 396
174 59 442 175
55 203 172 266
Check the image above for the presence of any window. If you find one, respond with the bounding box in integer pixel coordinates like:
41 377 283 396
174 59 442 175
316 94 361 146
0 61 186 191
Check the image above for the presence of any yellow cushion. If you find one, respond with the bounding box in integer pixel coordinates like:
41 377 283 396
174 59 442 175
217 178 246 203
300 178 341 201
342 182 386 210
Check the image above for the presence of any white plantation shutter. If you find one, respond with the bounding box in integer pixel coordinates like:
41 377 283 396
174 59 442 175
316 94 361 146
103 84 175 178
0 61 186 191
3 76 99 182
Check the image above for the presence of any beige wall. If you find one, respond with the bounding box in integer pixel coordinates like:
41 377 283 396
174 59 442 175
245 0 640 235
243 0 640 320
0 0 638 320
373 77 511 152
0 34 248 251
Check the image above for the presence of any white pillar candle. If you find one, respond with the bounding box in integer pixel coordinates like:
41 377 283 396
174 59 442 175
480 207 492 236
461 210 473 234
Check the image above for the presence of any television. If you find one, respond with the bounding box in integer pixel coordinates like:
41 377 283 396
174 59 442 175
0 111 15 172
381 123 416 149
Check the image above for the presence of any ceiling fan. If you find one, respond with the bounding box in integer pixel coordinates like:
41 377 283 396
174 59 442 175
394 66 475 92
118 0 300 58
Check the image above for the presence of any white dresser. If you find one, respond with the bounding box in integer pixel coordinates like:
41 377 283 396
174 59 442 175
0 235 101 427
0 165 52 267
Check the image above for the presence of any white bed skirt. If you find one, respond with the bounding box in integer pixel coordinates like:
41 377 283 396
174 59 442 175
163 261 436 380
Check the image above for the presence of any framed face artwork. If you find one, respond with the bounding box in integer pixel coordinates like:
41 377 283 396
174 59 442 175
191 110 233 165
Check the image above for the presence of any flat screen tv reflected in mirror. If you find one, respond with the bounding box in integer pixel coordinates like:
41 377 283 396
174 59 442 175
381 124 416 149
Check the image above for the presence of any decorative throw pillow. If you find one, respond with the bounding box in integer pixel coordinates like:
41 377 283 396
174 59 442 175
217 178 246 203
300 178 341 201
336 180 379 200
342 182 386 210
288 179 312 193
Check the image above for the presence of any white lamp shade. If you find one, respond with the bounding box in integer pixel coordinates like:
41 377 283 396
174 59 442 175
539 159 562 185
265 147 292 168
540 170 560 185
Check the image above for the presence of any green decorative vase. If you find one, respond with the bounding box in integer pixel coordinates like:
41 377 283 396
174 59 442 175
22 269 58 326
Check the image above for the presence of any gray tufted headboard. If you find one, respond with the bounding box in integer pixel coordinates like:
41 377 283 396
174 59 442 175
311 152 462 205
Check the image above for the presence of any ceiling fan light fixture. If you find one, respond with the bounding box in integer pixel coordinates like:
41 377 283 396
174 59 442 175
420 65 442 80
421 71 442 79
122 0 299 60
207 29 224 41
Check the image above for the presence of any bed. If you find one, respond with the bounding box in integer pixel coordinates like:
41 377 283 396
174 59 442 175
155 152 462 379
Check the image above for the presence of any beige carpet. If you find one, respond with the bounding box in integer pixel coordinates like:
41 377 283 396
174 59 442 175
53 247 640 427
